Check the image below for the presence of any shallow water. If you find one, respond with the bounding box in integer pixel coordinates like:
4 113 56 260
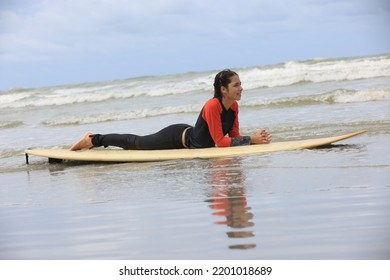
1 133 389 259
1 54 389 259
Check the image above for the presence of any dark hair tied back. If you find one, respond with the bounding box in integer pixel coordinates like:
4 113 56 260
213 69 238 98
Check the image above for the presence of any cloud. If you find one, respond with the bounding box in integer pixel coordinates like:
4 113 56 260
0 0 388 89
0 1 305 56
0 1 204 61
2 0 388 58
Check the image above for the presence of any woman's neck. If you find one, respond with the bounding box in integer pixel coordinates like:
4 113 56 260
221 97 234 110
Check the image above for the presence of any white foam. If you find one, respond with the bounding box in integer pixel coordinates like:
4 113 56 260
41 104 203 126
331 88 390 103
240 55 390 89
1 54 389 109
240 88 390 108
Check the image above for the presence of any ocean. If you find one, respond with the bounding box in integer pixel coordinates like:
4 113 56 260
0 54 389 259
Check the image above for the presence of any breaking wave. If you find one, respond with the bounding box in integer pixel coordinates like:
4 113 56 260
1 54 389 109
41 88 389 126
243 88 390 108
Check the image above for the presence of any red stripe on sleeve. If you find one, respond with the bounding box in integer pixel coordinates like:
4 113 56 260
202 99 232 147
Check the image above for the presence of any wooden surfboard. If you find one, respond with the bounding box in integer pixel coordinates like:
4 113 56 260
25 130 366 163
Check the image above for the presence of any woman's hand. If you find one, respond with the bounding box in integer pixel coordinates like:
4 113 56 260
250 129 272 144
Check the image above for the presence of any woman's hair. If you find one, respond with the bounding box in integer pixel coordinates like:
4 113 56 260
213 69 238 98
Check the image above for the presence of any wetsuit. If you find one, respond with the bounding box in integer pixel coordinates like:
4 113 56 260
92 98 251 150
185 98 251 148
92 124 190 150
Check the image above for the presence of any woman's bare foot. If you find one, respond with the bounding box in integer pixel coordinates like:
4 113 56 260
70 132 94 151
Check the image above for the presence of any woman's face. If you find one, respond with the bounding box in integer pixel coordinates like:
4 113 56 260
222 74 243 101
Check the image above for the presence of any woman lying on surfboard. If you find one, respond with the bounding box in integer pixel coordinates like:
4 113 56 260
70 69 272 151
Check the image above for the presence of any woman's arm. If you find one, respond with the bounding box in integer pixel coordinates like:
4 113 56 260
202 100 232 147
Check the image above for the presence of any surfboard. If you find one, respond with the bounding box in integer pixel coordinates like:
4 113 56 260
25 130 366 163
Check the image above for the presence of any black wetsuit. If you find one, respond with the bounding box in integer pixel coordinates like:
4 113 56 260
92 124 190 150
92 98 251 150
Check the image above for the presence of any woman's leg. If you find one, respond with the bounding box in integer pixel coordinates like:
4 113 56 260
71 124 192 151
134 124 191 150
91 133 139 150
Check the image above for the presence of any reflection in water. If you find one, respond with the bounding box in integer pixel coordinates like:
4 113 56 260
205 158 256 250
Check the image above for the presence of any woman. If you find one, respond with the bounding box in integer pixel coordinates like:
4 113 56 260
70 69 272 151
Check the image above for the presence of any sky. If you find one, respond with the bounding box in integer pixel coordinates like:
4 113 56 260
0 0 389 90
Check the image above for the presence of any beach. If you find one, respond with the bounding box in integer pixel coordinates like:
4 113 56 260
0 54 389 259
